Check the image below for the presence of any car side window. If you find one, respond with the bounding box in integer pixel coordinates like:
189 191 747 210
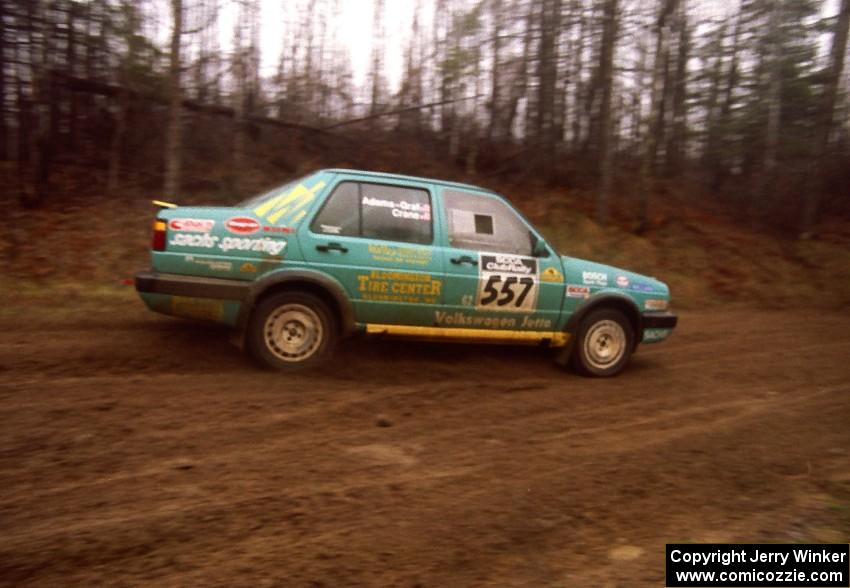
310 181 360 236
311 181 433 245
443 190 533 256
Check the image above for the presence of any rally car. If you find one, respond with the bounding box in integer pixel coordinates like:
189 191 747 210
135 169 677 376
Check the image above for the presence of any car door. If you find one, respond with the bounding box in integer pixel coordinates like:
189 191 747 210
299 177 442 327
436 188 565 334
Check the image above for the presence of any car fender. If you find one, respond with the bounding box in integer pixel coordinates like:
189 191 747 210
554 291 643 366
236 268 356 336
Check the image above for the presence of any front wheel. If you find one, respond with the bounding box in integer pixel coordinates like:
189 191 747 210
247 291 337 371
571 308 635 377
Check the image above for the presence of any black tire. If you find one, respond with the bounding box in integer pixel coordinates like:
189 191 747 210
570 308 635 377
247 291 337 371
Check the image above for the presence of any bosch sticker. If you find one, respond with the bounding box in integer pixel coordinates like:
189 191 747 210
582 271 608 286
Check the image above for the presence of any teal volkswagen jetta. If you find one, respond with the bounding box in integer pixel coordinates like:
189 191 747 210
136 169 677 376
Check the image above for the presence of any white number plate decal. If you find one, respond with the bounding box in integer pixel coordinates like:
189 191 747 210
476 253 539 312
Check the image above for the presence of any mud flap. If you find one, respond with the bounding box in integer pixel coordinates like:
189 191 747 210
553 332 576 366
228 329 247 351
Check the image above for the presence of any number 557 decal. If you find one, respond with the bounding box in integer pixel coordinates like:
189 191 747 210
476 253 539 312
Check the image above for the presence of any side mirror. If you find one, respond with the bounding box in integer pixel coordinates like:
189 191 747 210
531 235 549 258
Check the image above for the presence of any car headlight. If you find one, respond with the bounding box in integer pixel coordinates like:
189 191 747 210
644 299 669 311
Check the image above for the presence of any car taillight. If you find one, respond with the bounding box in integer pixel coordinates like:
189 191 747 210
152 219 167 251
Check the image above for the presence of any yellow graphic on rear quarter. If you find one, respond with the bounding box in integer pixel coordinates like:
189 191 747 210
254 180 326 226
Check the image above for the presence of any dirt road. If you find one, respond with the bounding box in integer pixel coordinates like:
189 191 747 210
1 298 848 587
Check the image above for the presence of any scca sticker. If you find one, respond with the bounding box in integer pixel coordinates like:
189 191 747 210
476 253 539 312
566 285 590 298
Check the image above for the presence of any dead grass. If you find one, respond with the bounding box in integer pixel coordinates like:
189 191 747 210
3 166 848 311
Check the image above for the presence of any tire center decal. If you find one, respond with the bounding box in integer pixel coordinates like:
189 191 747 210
476 253 539 312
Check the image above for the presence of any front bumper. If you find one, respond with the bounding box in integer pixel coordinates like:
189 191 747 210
135 271 250 301
642 311 678 330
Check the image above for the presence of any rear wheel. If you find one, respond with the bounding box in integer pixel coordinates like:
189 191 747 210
571 308 634 377
247 291 337 371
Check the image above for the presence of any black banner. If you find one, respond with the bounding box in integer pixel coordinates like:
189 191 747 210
666 544 849 587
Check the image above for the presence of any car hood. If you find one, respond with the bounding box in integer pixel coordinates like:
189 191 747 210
561 255 670 297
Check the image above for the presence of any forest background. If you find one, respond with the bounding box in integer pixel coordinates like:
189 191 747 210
1 0 849 309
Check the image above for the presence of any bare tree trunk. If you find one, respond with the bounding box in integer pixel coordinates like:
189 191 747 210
369 0 385 124
710 13 742 190
0 0 8 161
22 0 52 207
163 0 183 200
595 0 619 225
665 0 689 177
536 0 562 165
801 0 850 237
569 1 587 151
107 90 128 193
753 0 783 213
702 23 725 173
504 2 535 140
637 0 678 234
487 0 502 141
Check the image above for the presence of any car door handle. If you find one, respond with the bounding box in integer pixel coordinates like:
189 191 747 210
316 242 348 253
450 255 478 266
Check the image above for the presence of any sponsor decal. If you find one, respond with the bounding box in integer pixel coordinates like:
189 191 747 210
225 216 261 235
219 236 286 255
435 311 552 330
566 284 590 298
616 275 630 288
642 328 671 342
540 267 564 283
169 233 219 248
368 243 432 266
169 218 215 233
362 196 431 221
168 233 286 256
357 270 441 304
240 262 258 273
319 224 341 235
477 253 539 312
582 271 608 286
171 296 224 321
184 255 232 272
263 226 295 234
644 299 668 311
630 282 654 293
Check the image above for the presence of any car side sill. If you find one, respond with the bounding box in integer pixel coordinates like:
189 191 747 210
366 324 569 347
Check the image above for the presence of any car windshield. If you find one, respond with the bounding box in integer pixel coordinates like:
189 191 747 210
238 174 313 207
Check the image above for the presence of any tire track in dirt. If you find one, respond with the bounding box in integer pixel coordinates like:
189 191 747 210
2 307 850 587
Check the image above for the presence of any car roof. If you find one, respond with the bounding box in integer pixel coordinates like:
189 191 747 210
321 168 498 195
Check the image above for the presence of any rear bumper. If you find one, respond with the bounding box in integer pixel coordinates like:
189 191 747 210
135 271 250 301
642 311 678 330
